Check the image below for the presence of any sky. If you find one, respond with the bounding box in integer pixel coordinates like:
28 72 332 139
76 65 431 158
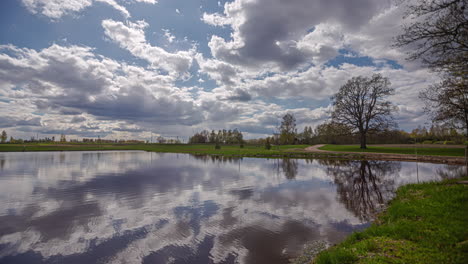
0 0 438 141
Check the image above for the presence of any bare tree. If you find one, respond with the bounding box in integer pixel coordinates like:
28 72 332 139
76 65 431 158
394 0 468 72
281 159 298 180
0 130 7 143
421 70 468 174
331 74 396 149
323 159 400 221
60 133 67 143
395 0 468 166
279 113 297 145
421 71 468 135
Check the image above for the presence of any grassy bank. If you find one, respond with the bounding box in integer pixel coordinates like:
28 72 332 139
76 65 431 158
312 177 468 264
319 144 465 157
1 143 466 162
0 143 316 157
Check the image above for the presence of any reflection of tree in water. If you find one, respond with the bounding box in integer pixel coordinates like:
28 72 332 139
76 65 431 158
281 159 298 180
436 164 467 180
190 154 242 164
320 159 401 221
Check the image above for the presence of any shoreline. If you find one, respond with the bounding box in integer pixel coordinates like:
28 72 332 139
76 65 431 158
304 144 466 165
303 176 468 264
0 144 466 165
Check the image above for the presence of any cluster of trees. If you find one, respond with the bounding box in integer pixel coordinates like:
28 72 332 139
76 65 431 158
73 139 145 144
311 123 465 145
247 113 466 148
1 131 57 144
410 124 465 143
155 136 181 144
189 129 244 145
260 119 465 146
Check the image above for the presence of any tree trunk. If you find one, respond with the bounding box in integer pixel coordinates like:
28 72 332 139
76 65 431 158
465 144 467 176
360 132 367 149
465 127 468 176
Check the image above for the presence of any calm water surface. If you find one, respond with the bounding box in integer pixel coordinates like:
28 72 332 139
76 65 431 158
0 151 462 264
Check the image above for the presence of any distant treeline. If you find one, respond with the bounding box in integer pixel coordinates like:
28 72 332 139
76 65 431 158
189 129 243 144
246 123 465 145
82 138 146 144
0 131 147 144
187 122 465 147
1 122 464 146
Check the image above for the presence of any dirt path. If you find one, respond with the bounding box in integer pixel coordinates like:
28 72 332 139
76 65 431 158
304 144 466 165
304 144 329 152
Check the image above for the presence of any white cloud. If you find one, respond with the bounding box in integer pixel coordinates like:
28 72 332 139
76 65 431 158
134 0 157 4
194 1 436 131
343 4 423 70
21 0 131 20
203 0 390 69
0 44 204 138
21 0 93 19
95 0 130 19
162 29 175 43
195 57 436 131
5 0 439 137
102 19 195 77
296 23 343 65
202 12 232 27
196 54 241 86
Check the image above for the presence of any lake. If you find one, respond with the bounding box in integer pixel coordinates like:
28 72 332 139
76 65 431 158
0 151 462 264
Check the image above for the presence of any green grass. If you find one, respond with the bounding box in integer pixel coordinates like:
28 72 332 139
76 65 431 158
313 177 468 264
2 143 464 158
0 143 314 157
319 144 465 157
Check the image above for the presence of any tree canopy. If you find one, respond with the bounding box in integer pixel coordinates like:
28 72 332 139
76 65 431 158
395 0 468 144
189 129 244 145
395 0 468 72
420 71 468 135
331 74 396 149
279 113 297 145
0 131 7 143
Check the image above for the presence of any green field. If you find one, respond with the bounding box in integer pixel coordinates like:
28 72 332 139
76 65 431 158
1 143 466 158
311 177 468 264
0 143 313 157
319 144 466 157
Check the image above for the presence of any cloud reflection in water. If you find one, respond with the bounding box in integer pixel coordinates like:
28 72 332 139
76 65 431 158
0 151 460 264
